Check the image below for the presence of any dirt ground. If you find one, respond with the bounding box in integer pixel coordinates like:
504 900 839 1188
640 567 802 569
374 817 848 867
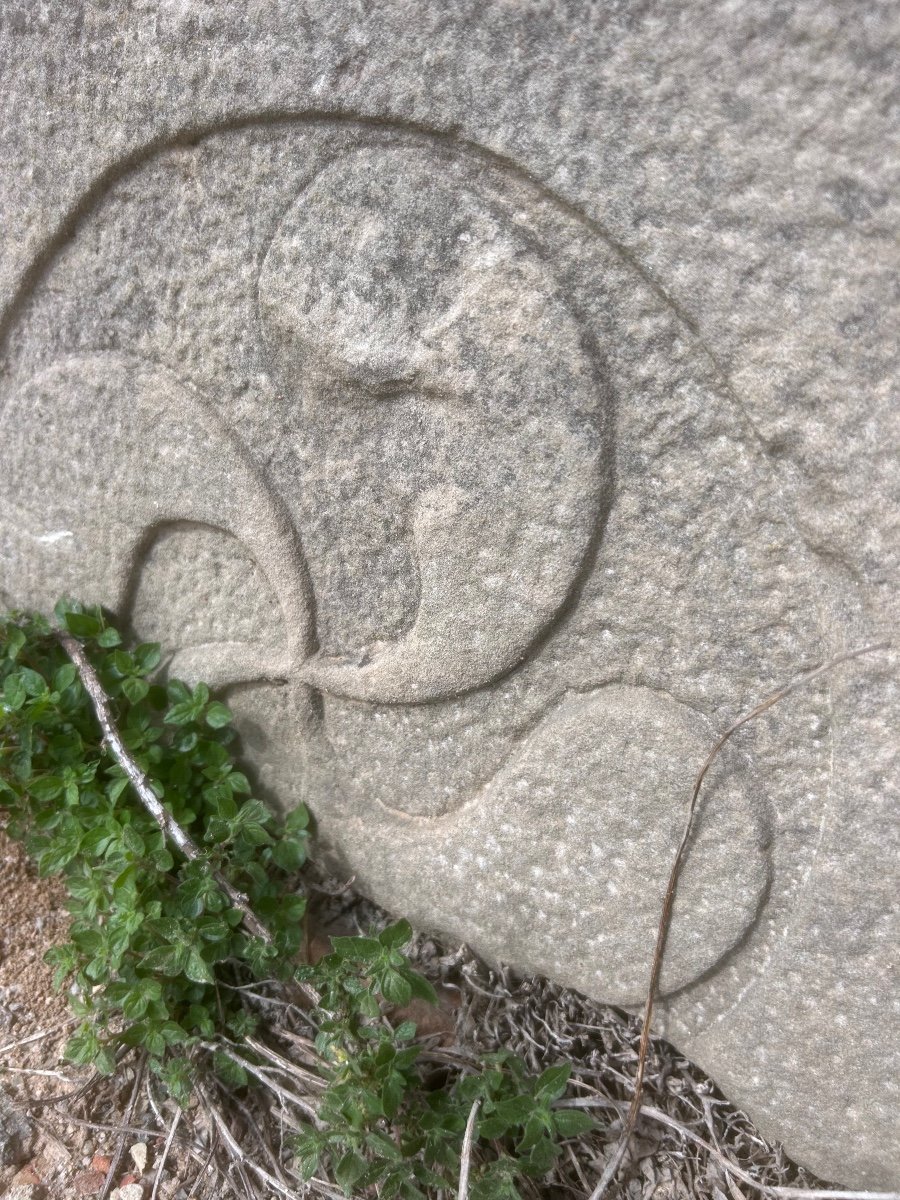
0 828 840 1200
0 830 175 1200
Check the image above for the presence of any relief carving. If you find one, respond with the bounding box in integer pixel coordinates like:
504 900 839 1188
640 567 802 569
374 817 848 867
0 119 830 1006
259 146 609 704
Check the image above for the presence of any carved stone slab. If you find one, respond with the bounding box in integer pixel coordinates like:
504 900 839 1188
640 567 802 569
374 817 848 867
0 6 896 1189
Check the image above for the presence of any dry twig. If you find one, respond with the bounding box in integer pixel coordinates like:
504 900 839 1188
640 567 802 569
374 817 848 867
567 1093 900 1200
58 630 319 1005
99 1052 147 1200
458 1098 480 1200
0 1019 78 1056
150 1105 182 1200
197 1080 305 1200
587 641 892 1200
59 633 270 942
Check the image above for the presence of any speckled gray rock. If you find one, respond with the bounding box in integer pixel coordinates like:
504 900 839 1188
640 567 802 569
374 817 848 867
0 1087 32 1169
0 2 896 1188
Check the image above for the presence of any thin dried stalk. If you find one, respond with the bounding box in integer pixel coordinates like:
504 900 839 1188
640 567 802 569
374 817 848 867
201 1042 321 1124
59 630 319 1005
197 1081 304 1200
588 640 892 1200
244 1035 327 1092
99 1052 146 1200
150 1106 182 1200
568 1093 900 1200
59 633 270 940
0 1020 79 1056
458 1098 480 1200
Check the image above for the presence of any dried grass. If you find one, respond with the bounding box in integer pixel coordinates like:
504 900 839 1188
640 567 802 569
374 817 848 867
2 877 897 1200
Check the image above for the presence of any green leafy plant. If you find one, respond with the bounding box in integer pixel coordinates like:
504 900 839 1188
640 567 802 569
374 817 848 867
0 602 594 1197
0 602 310 1097
288 925 590 1198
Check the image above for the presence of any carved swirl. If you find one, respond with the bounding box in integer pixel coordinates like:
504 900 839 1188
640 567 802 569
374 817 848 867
258 145 609 703
0 118 808 1004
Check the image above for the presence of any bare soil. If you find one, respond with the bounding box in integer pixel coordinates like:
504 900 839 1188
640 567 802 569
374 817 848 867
0 831 836 1200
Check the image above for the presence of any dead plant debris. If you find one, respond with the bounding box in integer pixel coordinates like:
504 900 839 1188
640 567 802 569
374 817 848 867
0 841 890 1200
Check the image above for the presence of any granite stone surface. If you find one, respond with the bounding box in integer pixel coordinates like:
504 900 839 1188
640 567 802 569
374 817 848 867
0 2 897 1187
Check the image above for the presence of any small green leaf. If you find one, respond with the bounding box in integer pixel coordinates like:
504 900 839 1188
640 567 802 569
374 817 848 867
122 676 150 704
379 919 413 950
381 969 412 1008
225 771 251 796
552 1108 595 1137
335 1150 367 1194
164 701 196 726
53 663 78 691
121 824 145 857
535 1063 571 1103
285 805 310 832
184 948 214 985
5 626 26 660
331 935 382 961
111 650 134 676
174 730 198 753
93 1045 117 1076
196 916 230 943
96 626 122 648
159 1021 189 1046
145 1029 167 1057
18 667 47 697
516 1110 547 1151
238 821 272 847
166 679 191 704
393 1046 421 1072
382 1071 406 1118
479 1115 513 1140
380 1170 405 1200
35 837 80 875
64 610 102 639
142 945 185 976
405 971 438 1006
2 673 26 710
213 1051 249 1089
204 701 233 729
65 1024 99 1065
153 847 174 872
277 894 306 924
106 775 130 802
122 990 150 1020
295 1140 321 1181
134 643 162 673
29 776 64 802
365 1131 403 1162
44 944 77 989
271 837 306 871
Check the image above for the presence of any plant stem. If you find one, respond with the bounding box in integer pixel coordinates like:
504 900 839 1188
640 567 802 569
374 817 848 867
588 639 893 1200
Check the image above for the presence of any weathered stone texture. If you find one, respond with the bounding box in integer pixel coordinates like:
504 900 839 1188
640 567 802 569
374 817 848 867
0 2 896 1187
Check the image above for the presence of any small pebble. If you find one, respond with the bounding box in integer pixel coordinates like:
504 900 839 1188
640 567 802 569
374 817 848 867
129 1142 148 1172
10 1165 42 1188
111 1184 144 1200
5 1185 44 1200
71 1168 104 1197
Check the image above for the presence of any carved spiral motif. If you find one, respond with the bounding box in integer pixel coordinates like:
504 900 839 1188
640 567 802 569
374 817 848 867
0 119 824 1004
